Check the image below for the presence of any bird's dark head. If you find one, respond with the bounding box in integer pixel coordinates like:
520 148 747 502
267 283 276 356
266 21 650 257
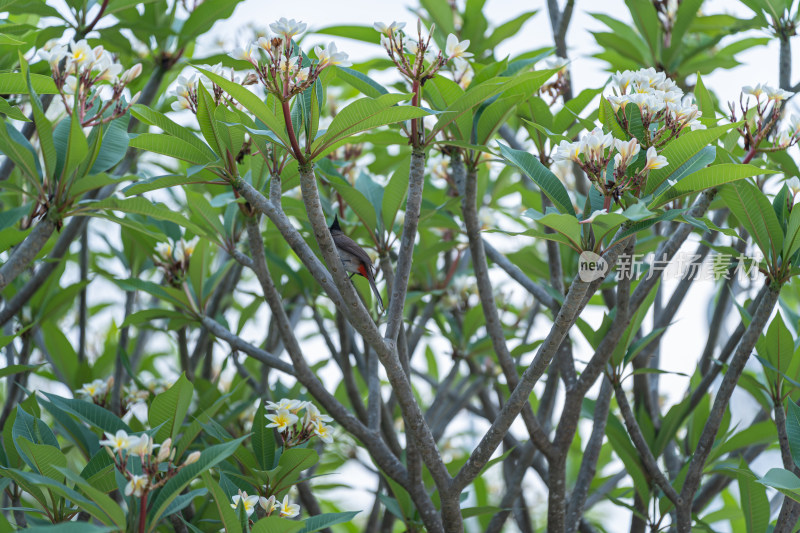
329 214 341 232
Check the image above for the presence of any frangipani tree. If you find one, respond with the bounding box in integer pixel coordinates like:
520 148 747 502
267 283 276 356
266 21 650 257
3 1 800 532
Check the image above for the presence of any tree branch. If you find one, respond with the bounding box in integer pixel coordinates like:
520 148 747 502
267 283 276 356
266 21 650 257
677 283 781 531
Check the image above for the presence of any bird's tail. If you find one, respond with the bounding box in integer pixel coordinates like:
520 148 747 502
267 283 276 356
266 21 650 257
366 273 384 313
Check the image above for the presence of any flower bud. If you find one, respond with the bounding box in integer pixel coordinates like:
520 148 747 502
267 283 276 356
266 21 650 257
120 63 142 84
130 91 141 105
157 438 171 462
183 451 201 465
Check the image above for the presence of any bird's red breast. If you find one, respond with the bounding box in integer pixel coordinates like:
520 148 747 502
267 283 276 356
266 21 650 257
357 264 369 279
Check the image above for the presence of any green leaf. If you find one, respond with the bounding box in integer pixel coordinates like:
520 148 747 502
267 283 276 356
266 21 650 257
644 123 738 194
787 400 800 470
694 73 715 120
335 66 388 98
382 157 409 230
522 209 581 250
0 72 58 94
60 468 126 528
79 196 206 236
148 436 247 526
758 468 800 503
650 163 775 208
431 70 554 140
24 58 56 180
297 511 360 533
195 66 290 149
0 96 29 121
179 0 242 43
123 174 205 195
41 393 131 433
315 25 378 44
738 464 770 533
61 110 89 181
149 373 194 442
89 115 130 174
129 132 217 164
0 363 40 379
252 401 276 470
200 471 241 532
13 524 116 533
267 448 318 495
720 180 784 266
16 439 65 482
0 121 40 180
313 94 429 157
498 142 575 216
130 104 216 158
782 204 800 262
252 517 304 533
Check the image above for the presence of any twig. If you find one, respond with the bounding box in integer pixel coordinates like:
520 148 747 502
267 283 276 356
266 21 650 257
614 380 682 505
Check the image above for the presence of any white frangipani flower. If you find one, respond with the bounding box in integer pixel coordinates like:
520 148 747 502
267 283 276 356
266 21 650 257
613 138 641 168
312 421 334 444
37 45 67 68
766 86 792 101
279 495 300 518
230 43 256 63
265 408 298 433
373 21 406 35
155 241 174 260
77 378 107 398
552 139 584 163
259 495 277 513
125 475 148 497
128 433 155 456
643 146 668 171
99 430 135 453
266 398 304 412
66 39 95 69
445 33 472 60
174 237 199 263
63 75 79 95
231 490 259 517
742 83 767 99
582 127 614 160
788 114 800 136
314 42 351 67
256 36 272 52
269 17 307 40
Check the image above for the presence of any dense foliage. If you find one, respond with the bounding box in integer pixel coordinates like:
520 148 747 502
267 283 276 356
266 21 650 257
2 0 800 532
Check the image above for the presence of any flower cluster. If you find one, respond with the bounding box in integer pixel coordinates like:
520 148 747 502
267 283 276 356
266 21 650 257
153 236 199 283
168 63 239 113
377 20 470 87
37 38 142 127
264 398 334 447
229 18 350 103
99 430 200 497
606 68 704 146
230 491 299 519
731 84 798 154
654 0 679 46
77 377 113 405
539 56 570 103
553 127 668 207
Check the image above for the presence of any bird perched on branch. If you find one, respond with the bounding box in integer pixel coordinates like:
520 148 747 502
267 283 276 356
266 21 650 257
328 215 384 312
